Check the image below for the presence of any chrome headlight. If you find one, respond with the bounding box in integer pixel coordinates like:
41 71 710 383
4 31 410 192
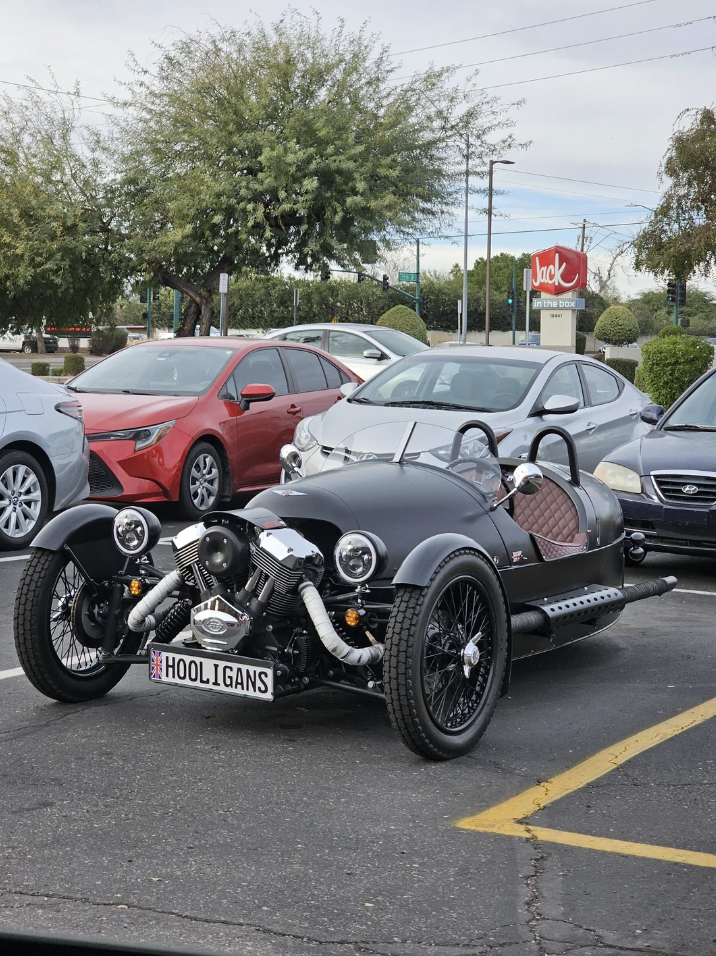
90 420 175 452
294 416 318 452
594 461 641 494
333 532 387 585
113 507 161 557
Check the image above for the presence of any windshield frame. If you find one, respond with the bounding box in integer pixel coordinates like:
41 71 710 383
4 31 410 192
659 368 716 431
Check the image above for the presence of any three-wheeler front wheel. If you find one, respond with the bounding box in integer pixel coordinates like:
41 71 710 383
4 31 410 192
14 549 139 702
384 550 508 760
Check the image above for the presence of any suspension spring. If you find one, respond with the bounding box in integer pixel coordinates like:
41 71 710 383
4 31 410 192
154 601 192 645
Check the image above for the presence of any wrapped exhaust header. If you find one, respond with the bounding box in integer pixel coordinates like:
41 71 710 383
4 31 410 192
298 582 384 667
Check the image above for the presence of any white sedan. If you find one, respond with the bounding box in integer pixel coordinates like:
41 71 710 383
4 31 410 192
264 323 428 380
287 346 651 479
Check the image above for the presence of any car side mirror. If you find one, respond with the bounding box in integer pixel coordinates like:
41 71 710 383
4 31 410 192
362 349 384 360
532 394 580 416
491 462 543 510
340 382 358 398
640 404 664 425
279 444 304 480
239 383 275 411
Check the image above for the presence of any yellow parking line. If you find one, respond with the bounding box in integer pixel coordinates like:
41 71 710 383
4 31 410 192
456 696 716 868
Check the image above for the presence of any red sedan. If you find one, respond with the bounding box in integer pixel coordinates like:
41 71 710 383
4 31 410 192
67 338 360 518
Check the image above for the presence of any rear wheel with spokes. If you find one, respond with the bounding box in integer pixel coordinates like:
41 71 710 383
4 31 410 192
14 549 138 702
384 550 508 760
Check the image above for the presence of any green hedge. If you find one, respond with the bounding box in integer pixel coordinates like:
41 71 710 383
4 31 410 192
63 354 85 376
31 362 50 376
658 324 687 338
51 367 64 377
575 330 586 355
640 335 714 407
377 304 427 343
594 305 640 345
88 328 128 356
634 365 646 391
605 357 638 383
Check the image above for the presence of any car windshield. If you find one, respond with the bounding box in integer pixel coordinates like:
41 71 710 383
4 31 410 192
68 345 237 396
664 372 716 429
322 421 503 498
352 354 541 412
364 327 429 356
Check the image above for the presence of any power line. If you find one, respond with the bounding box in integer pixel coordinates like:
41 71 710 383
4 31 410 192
390 0 661 57
475 44 715 92
501 169 660 194
468 209 643 223
494 179 657 203
424 220 645 240
392 15 715 80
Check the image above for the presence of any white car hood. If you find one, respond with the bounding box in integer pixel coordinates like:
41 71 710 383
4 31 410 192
310 400 525 448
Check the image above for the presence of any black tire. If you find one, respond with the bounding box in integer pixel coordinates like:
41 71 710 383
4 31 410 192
178 442 222 519
22 342 33 353
14 548 138 702
384 550 508 760
625 550 647 566
0 449 49 551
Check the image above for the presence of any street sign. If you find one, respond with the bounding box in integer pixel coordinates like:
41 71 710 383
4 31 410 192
522 268 532 292
398 272 418 283
219 273 229 294
533 297 585 310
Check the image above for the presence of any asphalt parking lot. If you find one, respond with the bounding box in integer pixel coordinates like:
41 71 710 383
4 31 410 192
0 512 714 956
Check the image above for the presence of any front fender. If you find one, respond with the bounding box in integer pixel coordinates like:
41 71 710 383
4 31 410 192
31 503 125 579
392 532 513 695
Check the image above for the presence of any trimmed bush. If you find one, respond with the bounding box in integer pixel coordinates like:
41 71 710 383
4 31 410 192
376 305 427 343
640 335 714 407
63 354 85 376
575 330 586 355
658 324 687 338
634 365 646 391
88 328 128 356
68 337 81 353
31 362 50 376
605 357 638 383
594 305 640 345
51 367 64 377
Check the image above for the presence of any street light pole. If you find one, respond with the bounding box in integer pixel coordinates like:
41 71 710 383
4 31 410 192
485 158 514 346
462 134 470 344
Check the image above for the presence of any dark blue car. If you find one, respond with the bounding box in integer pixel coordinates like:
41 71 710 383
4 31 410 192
595 367 716 562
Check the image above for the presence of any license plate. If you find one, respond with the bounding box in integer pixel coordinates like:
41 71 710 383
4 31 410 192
147 643 274 701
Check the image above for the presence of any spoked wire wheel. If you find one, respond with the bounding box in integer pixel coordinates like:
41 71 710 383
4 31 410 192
422 576 494 733
14 549 138 702
384 550 508 760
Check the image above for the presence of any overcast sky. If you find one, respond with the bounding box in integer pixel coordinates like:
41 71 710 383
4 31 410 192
3 0 715 296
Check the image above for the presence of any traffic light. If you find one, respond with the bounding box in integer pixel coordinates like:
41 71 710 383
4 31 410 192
320 267 331 282
357 272 366 283
139 289 148 304
507 289 516 308
382 274 390 292
141 311 148 322
420 293 427 314
680 317 690 328
153 290 160 302
666 279 677 304
678 281 687 307
179 292 187 302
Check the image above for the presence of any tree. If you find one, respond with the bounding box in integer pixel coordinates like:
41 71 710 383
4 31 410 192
593 305 639 345
114 13 519 335
634 108 716 280
0 85 125 350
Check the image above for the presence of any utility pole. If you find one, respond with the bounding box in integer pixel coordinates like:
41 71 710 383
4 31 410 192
485 158 515 346
146 288 152 339
580 219 586 253
173 290 180 334
293 287 299 326
462 135 469 344
219 273 229 335
415 239 421 318
511 257 517 345
523 268 532 346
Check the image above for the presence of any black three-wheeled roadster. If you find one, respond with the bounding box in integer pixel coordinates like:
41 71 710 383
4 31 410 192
14 421 675 759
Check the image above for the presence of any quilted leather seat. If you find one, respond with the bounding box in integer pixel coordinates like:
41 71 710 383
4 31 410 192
511 476 587 561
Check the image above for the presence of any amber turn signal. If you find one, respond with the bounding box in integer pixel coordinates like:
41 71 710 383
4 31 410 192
129 579 143 597
345 608 360 627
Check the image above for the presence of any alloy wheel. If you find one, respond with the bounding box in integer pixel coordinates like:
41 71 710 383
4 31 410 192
189 453 220 512
0 463 42 539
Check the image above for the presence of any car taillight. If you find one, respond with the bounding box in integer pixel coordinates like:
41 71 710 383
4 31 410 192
55 401 84 424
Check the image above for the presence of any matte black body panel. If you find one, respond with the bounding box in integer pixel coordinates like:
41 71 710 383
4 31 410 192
393 533 498 587
30 503 128 580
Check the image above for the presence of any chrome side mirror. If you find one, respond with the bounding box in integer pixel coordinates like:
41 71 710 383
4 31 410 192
362 348 383 360
279 444 304 481
513 462 544 496
490 462 544 510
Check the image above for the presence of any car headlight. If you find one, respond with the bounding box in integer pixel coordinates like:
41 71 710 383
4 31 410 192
113 507 161 557
594 461 641 494
89 420 175 452
333 532 387 585
294 417 318 452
